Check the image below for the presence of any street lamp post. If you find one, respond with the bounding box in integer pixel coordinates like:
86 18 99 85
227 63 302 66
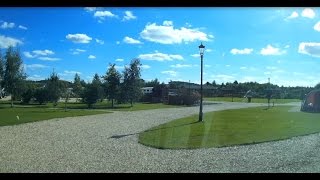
199 42 205 122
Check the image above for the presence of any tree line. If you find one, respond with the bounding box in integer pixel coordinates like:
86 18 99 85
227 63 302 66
1 46 319 108
0 46 143 108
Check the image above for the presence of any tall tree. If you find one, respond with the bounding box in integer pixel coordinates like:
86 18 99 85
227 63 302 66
81 74 101 108
315 83 320 90
103 64 121 108
72 73 82 101
3 46 26 107
46 71 63 106
92 73 104 101
122 58 142 107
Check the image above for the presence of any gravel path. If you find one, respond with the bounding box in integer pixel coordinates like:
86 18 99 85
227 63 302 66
1 101 319 173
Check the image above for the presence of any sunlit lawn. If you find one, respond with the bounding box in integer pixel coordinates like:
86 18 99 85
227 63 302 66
204 97 300 104
0 100 182 126
139 106 320 149
0 107 109 127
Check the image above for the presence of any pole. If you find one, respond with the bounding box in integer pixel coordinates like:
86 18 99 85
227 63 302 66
199 54 203 122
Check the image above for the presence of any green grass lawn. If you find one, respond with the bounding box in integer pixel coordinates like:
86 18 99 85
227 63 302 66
204 97 300 104
139 106 320 149
0 107 109 127
0 100 181 111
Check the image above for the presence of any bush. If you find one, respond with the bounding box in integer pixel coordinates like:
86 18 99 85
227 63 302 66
168 88 200 106
21 88 34 104
34 88 49 105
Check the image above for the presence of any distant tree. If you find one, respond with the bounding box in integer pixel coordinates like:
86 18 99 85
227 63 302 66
45 72 64 106
21 82 36 104
205 81 211 86
3 46 26 107
103 64 121 108
34 88 49 105
81 75 101 108
315 83 320 90
212 80 217 86
92 73 104 102
122 58 142 107
233 80 238 85
72 73 82 101
145 78 160 87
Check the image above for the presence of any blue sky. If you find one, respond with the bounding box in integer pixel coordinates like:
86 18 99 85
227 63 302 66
0 7 320 87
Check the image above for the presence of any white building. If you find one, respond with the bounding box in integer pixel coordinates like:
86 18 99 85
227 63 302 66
141 87 153 94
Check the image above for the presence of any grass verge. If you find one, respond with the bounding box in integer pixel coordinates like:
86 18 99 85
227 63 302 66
139 106 320 149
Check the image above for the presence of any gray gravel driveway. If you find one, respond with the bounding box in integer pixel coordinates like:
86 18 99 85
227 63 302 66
1 101 319 173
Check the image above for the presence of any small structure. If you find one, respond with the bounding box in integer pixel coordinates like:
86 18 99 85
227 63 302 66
141 87 153 95
301 89 320 113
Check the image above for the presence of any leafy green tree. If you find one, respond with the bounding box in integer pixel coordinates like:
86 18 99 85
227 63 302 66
315 83 320 90
122 58 142 107
3 46 26 107
72 73 82 101
92 73 104 102
21 82 36 104
45 72 64 106
81 75 101 108
145 78 160 87
34 88 49 105
103 64 121 108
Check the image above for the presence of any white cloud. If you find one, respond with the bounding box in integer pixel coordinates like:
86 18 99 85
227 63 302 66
115 58 124 62
88 55 96 59
190 54 200 58
38 57 60 61
123 36 142 44
95 38 104 45
84 7 96 12
286 11 299 19
205 65 211 68
64 70 82 75
18 25 27 30
123 11 137 21
205 49 212 52
226 65 231 67
66 33 92 43
161 70 177 77
298 42 320 57
170 64 193 68
301 8 315 19
33 49 54 56
116 41 120 45
240 66 247 70
0 22 15 29
140 21 211 44
24 64 49 70
23 51 36 58
285 45 290 48
94 11 117 20
230 48 253 55
114 65 127 70
138 52 183 61
260 45 286 55
264 72 271 75
163 20 173 26
0 35 22 48
141 65 151 69
71 48 86 55
314 21 320 32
